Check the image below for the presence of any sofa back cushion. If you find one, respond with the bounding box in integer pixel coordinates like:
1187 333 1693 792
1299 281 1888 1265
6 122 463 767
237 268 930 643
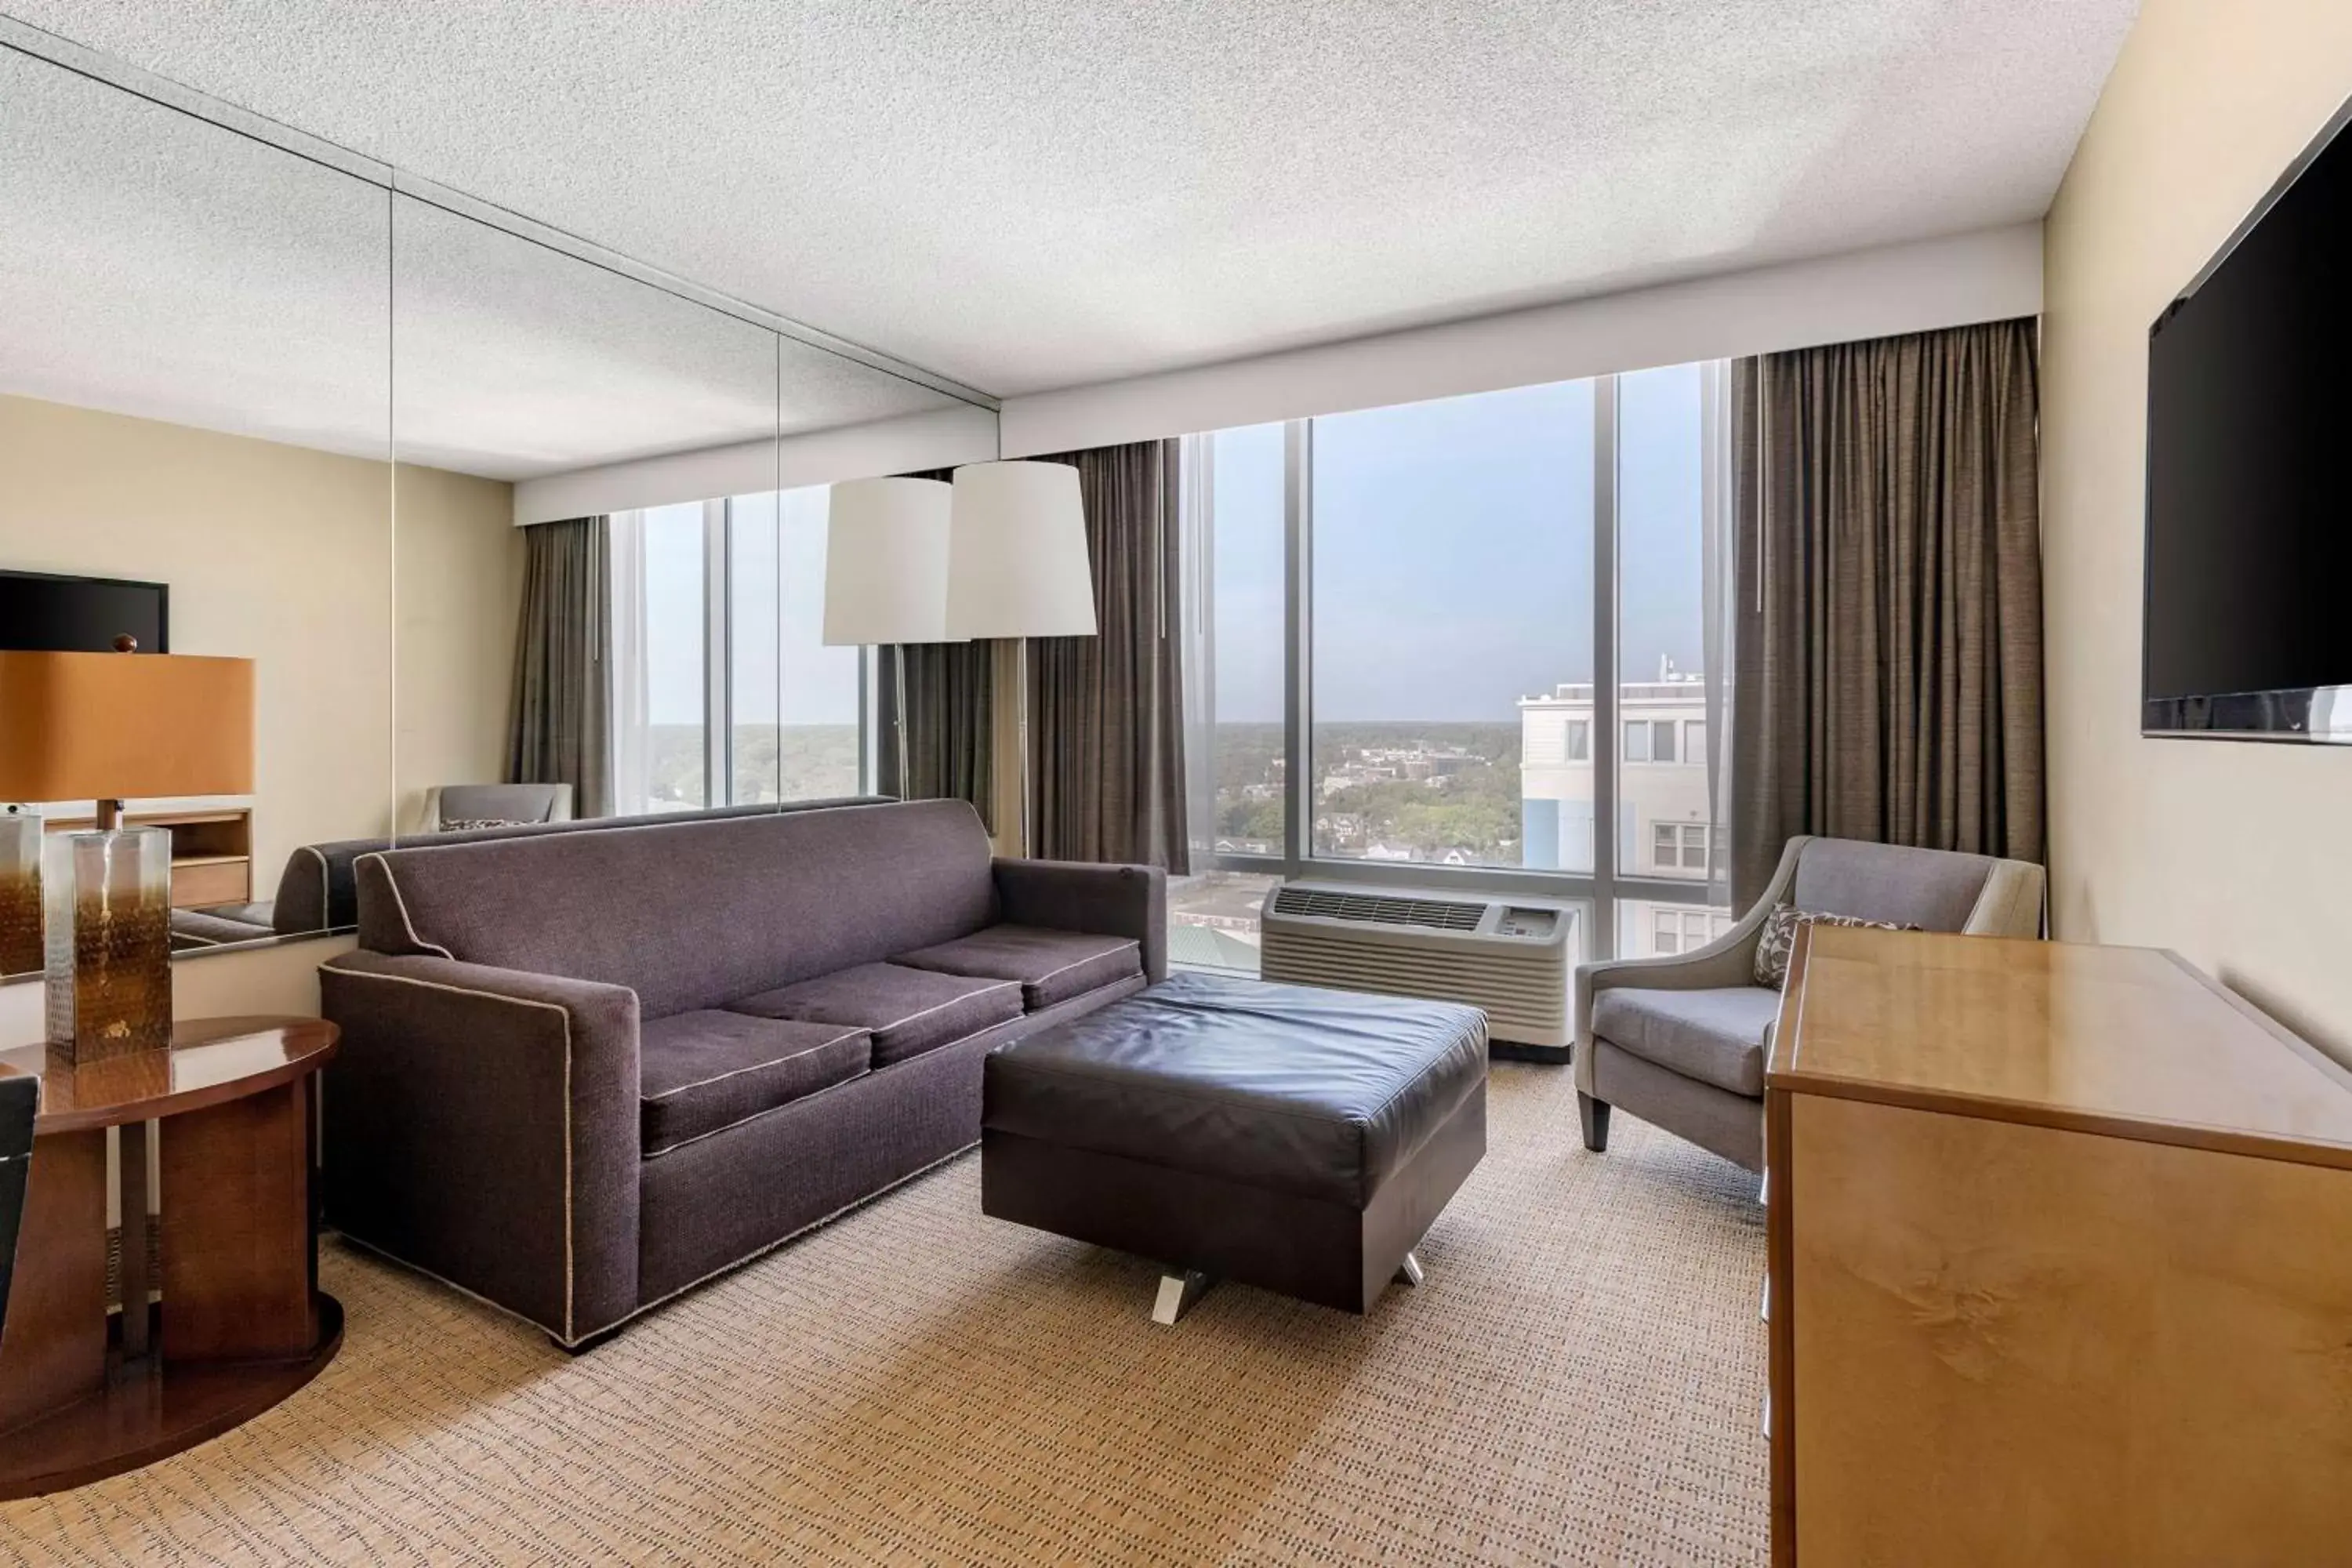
281 794 889 933
1790 837 1994 933
358 800 998 1018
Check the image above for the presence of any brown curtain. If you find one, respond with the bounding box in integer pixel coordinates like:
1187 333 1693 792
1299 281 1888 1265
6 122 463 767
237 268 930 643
506 515 612 818
1025 441 1189 871
878 641 995 827
1730 318 2045 908
878 468 994 826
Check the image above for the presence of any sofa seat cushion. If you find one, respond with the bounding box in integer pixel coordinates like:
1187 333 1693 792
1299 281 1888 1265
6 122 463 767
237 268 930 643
640 1011 870 1156
893 925 1144 1011
1590 985 1781 1098
728 962 1023 1067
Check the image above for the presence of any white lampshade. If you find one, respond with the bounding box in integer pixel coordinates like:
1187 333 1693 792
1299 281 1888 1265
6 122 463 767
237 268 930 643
822 476 953 645
945 461 1098 640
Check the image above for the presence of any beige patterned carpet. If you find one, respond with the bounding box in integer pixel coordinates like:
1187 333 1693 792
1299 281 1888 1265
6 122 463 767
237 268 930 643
0 1063 1768 1566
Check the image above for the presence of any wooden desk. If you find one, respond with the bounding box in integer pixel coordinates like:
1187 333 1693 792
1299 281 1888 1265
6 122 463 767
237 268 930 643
0 1017 340 1497
1763 928 2352 1566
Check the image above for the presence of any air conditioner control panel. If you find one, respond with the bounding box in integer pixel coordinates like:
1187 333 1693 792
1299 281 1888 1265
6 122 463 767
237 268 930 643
1495 906 1561 940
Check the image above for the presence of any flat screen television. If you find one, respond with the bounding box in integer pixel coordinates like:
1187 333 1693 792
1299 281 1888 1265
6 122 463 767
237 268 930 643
0 568 169 654
2144 96 2352 742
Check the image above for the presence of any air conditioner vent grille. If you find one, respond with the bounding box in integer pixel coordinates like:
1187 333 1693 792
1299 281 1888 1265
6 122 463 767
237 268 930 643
1269 886 1486 931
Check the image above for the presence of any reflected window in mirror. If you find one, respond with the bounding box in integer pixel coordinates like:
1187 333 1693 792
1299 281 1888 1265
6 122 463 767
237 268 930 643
612 488 869 817
775 488 863 801
612 503 710 815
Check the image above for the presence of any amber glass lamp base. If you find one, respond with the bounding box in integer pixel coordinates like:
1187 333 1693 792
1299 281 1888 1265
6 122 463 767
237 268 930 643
43 826 172 1062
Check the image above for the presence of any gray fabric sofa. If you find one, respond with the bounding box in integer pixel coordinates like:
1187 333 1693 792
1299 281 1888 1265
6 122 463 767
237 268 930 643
319 799 1164 1348
1573 835 2045 1172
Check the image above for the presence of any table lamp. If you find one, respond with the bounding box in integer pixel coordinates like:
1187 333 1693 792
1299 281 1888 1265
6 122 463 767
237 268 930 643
822 477 956 792
944 460 1098 855
0 647 255 1060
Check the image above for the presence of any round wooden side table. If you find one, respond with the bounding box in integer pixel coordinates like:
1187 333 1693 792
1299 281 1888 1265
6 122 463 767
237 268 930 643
0 1015 341 1497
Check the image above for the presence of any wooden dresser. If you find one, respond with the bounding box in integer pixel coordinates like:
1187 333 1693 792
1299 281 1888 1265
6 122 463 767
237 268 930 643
1765 926 2352 1567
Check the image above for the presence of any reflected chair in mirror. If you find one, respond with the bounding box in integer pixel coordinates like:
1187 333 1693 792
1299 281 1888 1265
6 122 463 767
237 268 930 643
421 783 574 832
0 1074 36 1345
1572 835 2045 1172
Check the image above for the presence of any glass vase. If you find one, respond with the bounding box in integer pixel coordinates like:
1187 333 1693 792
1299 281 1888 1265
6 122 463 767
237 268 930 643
44 826 172 1060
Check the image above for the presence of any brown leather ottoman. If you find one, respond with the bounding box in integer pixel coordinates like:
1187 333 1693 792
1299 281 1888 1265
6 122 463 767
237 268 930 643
981 971 1487 1321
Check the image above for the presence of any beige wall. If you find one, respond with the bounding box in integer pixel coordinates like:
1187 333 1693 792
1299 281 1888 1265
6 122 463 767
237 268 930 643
0 391 517 916
2042 0 2352 1061
394 462 524 830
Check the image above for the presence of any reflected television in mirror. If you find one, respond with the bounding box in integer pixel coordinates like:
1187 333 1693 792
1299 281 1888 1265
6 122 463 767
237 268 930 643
0 568 168 653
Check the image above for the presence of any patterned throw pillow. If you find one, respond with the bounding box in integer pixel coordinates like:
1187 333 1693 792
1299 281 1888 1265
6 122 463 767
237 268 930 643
1751 904 1918 989
439 818 528 833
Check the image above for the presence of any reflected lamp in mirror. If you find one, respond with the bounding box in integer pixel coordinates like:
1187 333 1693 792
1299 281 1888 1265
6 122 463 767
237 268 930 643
0 650 256 1060
822 477 956 793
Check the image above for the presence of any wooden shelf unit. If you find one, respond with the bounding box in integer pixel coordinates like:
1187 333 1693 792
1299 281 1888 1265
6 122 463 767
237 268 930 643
41 807 252 909
1765 925 2352 1567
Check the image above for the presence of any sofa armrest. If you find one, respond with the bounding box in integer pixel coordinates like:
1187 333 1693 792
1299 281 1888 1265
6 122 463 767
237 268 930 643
318 949 643 1345
992 858 1168 983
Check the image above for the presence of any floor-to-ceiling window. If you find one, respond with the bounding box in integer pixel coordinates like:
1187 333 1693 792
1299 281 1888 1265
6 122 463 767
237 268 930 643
610 485 868 816
1174 361 1733 973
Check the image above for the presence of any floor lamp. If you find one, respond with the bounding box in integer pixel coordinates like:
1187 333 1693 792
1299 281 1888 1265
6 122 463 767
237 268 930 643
945 461 1098 858
821 477 954 798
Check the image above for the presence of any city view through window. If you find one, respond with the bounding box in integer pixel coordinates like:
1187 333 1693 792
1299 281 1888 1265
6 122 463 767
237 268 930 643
1173 364 1733 975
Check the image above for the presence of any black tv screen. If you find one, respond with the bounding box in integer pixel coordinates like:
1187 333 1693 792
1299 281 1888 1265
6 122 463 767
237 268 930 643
0 569 169 654
2144 98 2352 741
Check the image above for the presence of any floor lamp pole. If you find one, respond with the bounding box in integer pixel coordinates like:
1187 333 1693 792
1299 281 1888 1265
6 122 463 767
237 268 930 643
892 642 909 797
1014 637 1033 858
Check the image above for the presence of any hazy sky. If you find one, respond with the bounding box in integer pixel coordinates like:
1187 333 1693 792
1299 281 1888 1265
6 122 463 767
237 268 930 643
644 361 1711 728
1213 361 1708 723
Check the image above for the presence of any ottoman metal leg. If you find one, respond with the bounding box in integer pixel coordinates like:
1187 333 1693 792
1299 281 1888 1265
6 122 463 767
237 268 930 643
1152 1269 1217 1325
1395 1250 1425 1287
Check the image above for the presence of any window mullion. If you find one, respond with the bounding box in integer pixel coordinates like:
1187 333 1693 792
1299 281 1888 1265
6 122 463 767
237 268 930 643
704 497 731 806
1283 418 1312 877
1592 376 1620 960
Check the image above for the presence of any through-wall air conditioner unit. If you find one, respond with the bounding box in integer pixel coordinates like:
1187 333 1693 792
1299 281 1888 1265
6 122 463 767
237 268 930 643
1258 882 1573 1058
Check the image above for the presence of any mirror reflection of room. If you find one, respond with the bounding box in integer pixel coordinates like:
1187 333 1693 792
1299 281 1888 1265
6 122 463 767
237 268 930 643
0 45 405 972
0 39 996 985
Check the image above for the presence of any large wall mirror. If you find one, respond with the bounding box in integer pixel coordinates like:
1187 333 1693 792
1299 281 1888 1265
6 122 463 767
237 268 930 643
2 24 996 990
0 40 394 978
385 188 994 855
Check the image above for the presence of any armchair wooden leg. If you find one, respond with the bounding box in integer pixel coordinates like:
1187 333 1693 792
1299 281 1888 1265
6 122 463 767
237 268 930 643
1577 1093 1611 1153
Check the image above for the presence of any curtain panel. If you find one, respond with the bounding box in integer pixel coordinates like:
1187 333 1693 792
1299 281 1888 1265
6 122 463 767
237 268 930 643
877 466 996 826
1730 318 2045 908
877 641 996 827
506 514 612 819
1026 441 1189 872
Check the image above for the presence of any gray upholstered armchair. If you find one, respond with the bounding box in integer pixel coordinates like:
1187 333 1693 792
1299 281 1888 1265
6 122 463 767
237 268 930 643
422 782 574 831
1573 836 2045 1172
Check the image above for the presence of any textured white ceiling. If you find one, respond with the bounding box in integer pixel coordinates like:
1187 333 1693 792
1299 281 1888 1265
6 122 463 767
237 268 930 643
6 0 2136 401
0 43 957 479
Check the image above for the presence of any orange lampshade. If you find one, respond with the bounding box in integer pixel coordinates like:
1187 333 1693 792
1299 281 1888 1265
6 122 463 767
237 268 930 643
0 651 254 801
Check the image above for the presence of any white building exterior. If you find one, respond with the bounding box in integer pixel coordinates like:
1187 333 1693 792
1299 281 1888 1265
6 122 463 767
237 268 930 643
1519 670 1733 959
